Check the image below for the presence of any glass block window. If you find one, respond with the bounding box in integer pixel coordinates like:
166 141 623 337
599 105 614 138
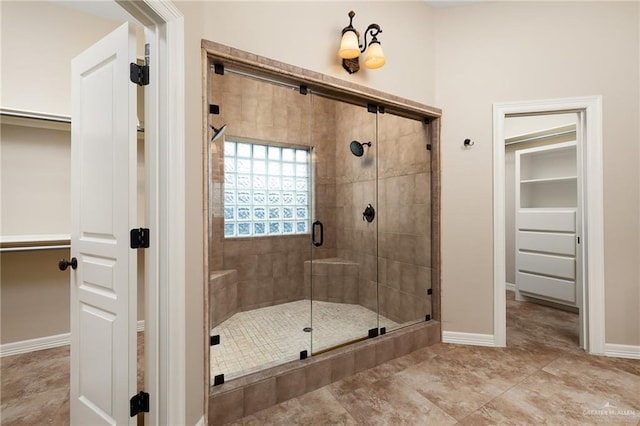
223 140 311 238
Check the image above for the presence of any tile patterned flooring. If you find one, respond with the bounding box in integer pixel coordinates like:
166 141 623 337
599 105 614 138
1 292 639 425
229 292 640 425
211 300 398 381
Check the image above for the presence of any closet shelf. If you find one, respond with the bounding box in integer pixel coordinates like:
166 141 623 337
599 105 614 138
1 107 71 131
0 234 71 252
520 176 577 184
518 207 577 213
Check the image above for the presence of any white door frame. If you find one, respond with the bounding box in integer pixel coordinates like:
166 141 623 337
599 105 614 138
493 96 605 354
113 1 186 423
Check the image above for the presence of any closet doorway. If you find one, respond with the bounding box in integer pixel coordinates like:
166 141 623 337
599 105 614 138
504 113 581 349
493 96 605 354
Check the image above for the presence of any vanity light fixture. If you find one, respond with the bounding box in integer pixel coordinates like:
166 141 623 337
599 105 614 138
338 10 385 74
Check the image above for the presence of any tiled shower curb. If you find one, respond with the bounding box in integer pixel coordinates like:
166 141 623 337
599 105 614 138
208 320 440 425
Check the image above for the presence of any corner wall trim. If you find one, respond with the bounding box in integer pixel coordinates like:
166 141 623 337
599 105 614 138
442 331 496 347
0 333 70 357
604 343 640 360
505 282 516 292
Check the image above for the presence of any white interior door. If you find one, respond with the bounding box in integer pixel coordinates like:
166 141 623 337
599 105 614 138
70 22 138 425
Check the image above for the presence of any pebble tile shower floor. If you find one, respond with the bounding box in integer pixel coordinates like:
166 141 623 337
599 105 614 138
210 300 399 381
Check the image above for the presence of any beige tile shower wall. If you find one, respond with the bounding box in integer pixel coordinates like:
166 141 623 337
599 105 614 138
310 95 337 261
223 236 309 311
334 101 378 312
208 73 338 313
334 105 432 324
378 114 432 324
210 270 238 328
304 258 359 304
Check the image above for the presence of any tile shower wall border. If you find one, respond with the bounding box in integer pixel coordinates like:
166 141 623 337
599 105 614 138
208 320 440 425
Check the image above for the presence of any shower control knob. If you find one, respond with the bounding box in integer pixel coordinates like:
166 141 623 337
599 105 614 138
363 204 375 223
58 257 78 271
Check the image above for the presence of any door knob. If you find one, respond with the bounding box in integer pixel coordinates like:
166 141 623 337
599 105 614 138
58 257 78 271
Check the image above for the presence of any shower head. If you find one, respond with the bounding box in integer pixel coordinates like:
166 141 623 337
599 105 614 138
210 124 227 142
350 140 372 157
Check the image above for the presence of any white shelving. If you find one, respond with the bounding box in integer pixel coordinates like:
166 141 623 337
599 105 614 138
1 108 72 251
0 234 71 252
515 141 579 307
520 176 577 184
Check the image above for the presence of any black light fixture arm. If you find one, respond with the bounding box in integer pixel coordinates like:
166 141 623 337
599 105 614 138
361 24 382 52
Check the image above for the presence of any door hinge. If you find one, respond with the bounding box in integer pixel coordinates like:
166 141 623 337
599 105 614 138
130 391 149 417
213 374 225 386
130 228 150 249
130 63 149 86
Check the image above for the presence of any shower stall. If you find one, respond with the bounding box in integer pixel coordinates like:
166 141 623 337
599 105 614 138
204 42 440 396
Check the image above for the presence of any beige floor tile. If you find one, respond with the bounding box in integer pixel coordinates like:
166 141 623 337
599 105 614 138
460 369 640 426
393 353 516 420
334 375 457 425
239 388 358 426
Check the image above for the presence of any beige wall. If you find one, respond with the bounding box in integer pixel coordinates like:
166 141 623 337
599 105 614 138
434 1 640 344
1 250 70 342
0 1 121 115
1 124 71 235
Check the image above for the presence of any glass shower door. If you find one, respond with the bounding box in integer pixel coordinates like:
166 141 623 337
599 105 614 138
377 112 433 331
308 94 379 354
209 69 313 384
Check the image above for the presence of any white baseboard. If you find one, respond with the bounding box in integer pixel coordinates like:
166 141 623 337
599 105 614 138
0 333 70 357
1 320 146 357
194 415 205 426
442 331 496 347
505 282 516 292
604 343 640 360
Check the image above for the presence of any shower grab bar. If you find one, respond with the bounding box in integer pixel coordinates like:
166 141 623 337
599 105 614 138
312 221 324 247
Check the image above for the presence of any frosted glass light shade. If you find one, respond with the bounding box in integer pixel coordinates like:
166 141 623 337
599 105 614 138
338 30 360 59
364 42 385 69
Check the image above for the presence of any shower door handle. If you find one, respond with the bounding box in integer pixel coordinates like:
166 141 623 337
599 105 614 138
312 220 324 247
363 204 375 223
